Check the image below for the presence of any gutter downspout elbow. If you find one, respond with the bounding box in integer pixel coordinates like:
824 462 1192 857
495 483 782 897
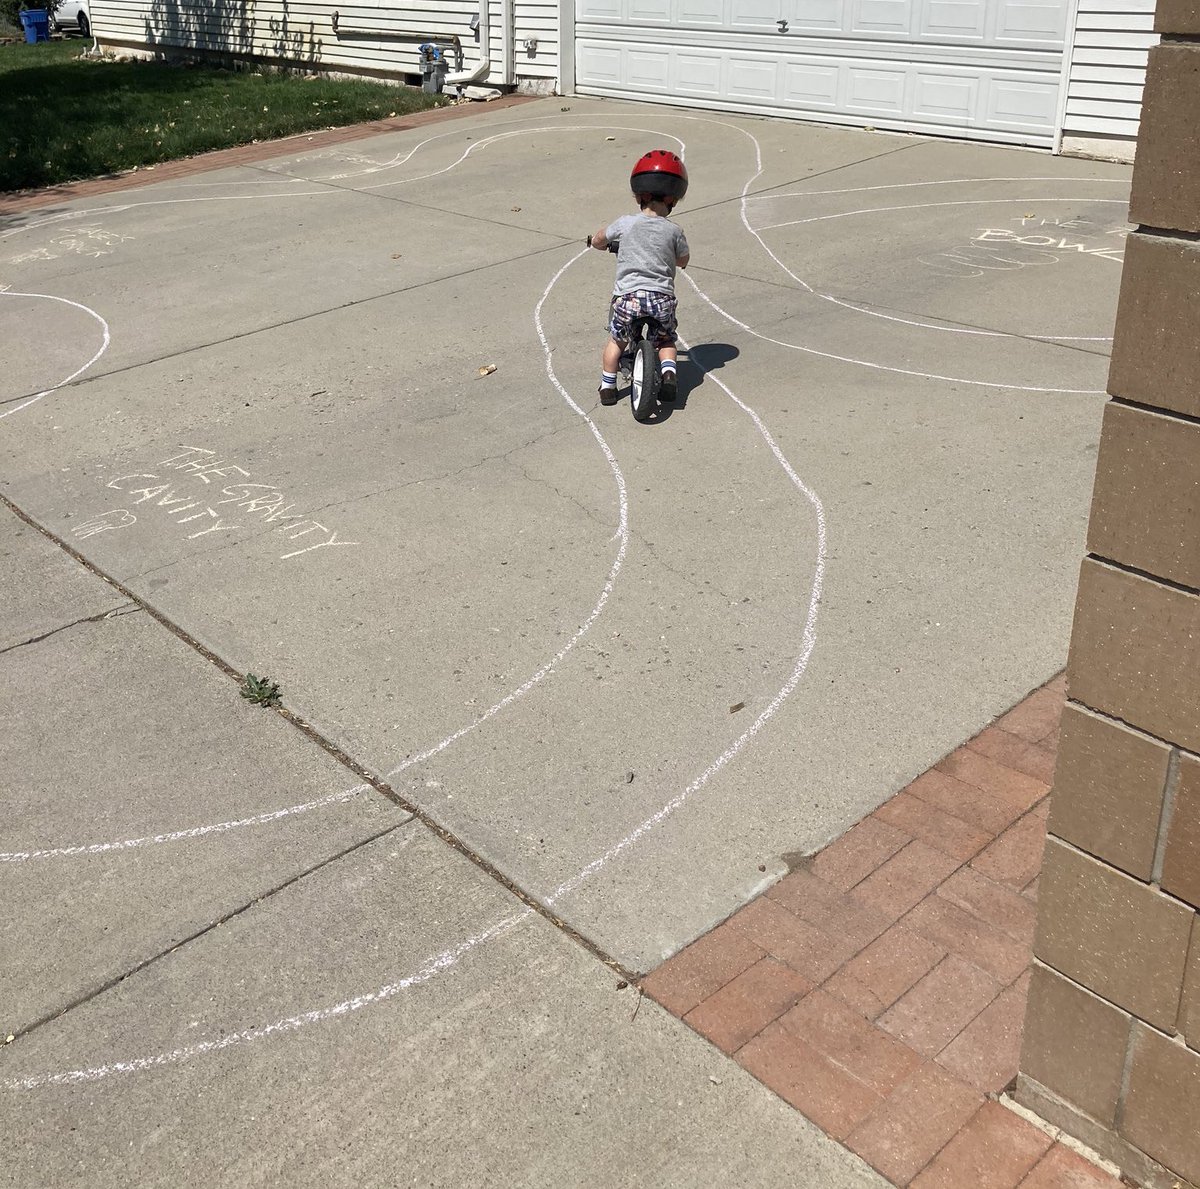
446 0 491 87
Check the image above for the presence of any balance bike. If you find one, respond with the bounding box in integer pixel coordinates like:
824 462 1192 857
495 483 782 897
619 314 663 424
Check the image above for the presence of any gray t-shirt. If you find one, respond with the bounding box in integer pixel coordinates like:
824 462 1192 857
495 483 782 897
606 213 689 296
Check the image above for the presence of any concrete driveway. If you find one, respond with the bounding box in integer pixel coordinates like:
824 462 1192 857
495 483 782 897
0 96 1128 1185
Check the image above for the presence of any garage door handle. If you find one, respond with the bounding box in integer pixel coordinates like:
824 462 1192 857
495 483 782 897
777 19 789 31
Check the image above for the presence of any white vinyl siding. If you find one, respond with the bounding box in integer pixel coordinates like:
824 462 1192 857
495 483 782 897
1060 0 1154 140
509 0 559 79
91 1 561 86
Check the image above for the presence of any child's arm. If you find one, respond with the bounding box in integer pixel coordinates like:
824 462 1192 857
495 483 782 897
589 226 610 251
677 251 690 269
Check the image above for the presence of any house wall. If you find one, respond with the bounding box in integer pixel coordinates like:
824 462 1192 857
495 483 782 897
1058 0 1156 158
90 0 1155 156
92 0 561 90
1015 7 1200 1186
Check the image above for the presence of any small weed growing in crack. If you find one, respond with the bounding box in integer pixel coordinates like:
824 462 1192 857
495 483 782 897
240 673 281 707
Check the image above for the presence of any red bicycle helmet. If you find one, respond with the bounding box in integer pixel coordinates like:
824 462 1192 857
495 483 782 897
630 149 688 205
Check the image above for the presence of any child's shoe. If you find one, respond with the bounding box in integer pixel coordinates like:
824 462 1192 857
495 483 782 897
599 385 620 406
659 371 677 402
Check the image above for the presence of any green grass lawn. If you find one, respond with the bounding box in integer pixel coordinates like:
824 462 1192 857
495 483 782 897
1 39 448 191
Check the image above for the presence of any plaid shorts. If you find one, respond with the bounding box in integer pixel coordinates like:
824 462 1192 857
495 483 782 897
608 289 678 348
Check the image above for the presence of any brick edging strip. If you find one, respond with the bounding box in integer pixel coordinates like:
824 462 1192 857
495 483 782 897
0 93 535 215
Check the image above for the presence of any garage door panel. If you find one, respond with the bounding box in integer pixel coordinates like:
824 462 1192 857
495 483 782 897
985 75 1059 127
575 27 1060 69
678 0 724 21
850 0 914 35
578 0 621 19
783 60 842 105
731 0 786 28
578 37 1062 140
677 51 725 94
576 0 1066 146
577 41 623 82
996 0 1068 40
792 0 849 33
921 0 988 40
728 56 781 98
630 0 671 19
845 65 908 111
628 48 670 85
913 71 980 120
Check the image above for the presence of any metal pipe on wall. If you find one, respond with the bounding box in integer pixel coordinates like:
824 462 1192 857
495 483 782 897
446 0 490 87
502 0 515 86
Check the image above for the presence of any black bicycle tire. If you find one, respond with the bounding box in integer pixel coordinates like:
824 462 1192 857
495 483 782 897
631 338 658 423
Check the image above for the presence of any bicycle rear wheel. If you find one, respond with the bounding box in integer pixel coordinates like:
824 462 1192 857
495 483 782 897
630 339 658 423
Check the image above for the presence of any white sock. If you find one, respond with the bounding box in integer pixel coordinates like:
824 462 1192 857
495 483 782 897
600 371 618 389
661 360 677 376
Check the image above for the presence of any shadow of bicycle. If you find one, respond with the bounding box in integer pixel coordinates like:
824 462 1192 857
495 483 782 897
643 342 740 425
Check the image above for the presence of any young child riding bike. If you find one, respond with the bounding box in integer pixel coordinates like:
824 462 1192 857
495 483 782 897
588 149 690 406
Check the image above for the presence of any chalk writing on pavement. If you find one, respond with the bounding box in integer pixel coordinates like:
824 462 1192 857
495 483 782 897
920 216 1128 279
11 226 135 265
71 509 137 539
104 446 359 561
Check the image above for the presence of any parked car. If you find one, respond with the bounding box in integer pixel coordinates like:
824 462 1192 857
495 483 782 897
52 0 91 38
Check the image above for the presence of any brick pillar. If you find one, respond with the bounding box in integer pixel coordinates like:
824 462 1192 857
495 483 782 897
1014 9 1200 1188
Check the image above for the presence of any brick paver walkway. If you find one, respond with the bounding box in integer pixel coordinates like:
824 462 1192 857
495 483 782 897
644 674 1125 1188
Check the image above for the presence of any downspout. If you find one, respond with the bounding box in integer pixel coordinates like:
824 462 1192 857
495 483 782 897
558 0 575 96
446 0 491 88
502 0 515 87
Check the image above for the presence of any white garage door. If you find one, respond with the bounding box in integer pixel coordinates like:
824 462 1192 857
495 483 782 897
576 0 1069 146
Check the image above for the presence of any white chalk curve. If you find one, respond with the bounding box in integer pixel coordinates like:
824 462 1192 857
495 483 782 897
686 126 1114 392
7 109 1112 1090
751 194 1126 343
0 293 110 420
4 117 829 1088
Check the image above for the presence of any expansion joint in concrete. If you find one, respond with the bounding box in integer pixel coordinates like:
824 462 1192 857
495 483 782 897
0 489 641 1015
7 239 578 408
6 817 414 1047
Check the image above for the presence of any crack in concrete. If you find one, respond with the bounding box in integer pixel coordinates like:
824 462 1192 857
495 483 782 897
0 117 1118 1063
3 239 577 408
510 456 794 618
684 137 923 220
6 815 416 1045
633 533 745 608
1 490 640 1053
246 158 580 244
1 136 915 411
0 603 141 657
511 460 614 536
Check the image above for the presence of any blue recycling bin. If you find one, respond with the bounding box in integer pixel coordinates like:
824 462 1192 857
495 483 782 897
20 9 51 42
